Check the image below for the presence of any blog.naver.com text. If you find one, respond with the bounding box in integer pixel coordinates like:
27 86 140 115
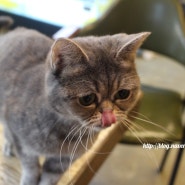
143 143 185 150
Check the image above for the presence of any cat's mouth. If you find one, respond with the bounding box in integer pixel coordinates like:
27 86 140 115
101 110 117 127
85 110 118 129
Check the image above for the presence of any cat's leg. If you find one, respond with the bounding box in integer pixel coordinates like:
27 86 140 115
19 153 40 185
39 156 71 185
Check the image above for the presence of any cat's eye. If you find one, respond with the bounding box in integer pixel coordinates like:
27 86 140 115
115 89 131 100
79 93 96 106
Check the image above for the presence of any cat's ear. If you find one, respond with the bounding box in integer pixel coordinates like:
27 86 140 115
50 38 88 70
116 32 151 61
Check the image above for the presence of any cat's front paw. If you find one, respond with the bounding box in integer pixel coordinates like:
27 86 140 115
20 166 40 185
20 174 40 185
38 157 64 185
20 177 39 185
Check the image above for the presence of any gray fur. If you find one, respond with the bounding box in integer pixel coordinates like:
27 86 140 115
0 27 149 185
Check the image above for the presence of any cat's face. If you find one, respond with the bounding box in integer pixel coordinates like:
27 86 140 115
45 32 150 129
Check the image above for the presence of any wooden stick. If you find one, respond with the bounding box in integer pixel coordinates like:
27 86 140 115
58 122 126 185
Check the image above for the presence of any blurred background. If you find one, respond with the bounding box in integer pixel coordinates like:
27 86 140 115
0 1 185 185
0 0 116 37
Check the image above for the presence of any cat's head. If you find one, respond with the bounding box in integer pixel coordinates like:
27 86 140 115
45 32 150 129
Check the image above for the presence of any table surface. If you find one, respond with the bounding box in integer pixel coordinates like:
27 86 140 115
0 50 185 185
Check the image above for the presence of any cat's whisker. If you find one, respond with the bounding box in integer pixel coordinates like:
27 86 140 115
83 126 96 173
66 128 87 183
67 124 89 173
69 127 88 168
119 111 172 168
130 109 180 141
89 125 97 146
125 118 159 143
78 121 111 155
59 124 84 171
79 123 96 152
60 125 79 151
134 124 172 145
86 116 100 124
121 119 144 145
68 131 83 171
80 125 111 173
124 118 160 168
129 115 177 139
123 113 175 144
121 119 160 167
79 125 92 151
67 123 89 152
117 110 177 143
129 110 152 121
83 126 91 151
128 120 149 134
64 120 96 170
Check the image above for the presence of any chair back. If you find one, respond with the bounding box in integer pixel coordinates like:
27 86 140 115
78 0 185 66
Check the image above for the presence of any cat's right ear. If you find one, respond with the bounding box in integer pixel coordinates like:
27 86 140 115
50 38 88 70
116 32 151 62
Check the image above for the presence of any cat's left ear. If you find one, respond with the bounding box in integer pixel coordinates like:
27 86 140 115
116 32 151 61
50 38 88 70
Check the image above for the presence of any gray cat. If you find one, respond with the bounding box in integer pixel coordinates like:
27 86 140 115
0 27 149 185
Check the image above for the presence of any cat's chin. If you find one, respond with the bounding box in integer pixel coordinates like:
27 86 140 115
91 123 115 132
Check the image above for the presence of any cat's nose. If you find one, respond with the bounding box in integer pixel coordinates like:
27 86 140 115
100 100 113 112
101 110 117 127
